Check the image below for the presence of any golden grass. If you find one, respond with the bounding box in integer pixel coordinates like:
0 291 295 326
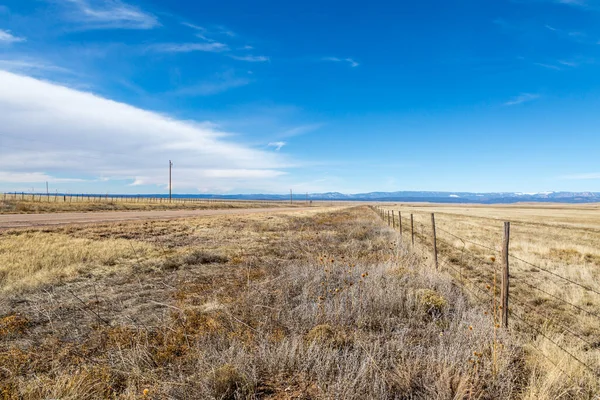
0 232 156 293
379 202 600 397
0 194 312 214
0 206 537 399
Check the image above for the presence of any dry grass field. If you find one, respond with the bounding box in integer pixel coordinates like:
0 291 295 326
379 202 600 397
0 205 597 398
0 195 305 214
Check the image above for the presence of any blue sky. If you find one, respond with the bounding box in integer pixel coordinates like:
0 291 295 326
1 0 600 194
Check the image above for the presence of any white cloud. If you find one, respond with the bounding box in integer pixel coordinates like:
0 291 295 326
0 59 71 74
268 142 286 151
202 169 285 178
322 57 359 67
345 58 360 67
149 42 229 53
504 93 540 106
229 55 269 62
0 70 289 191
181 22 205 31
0 172 86 183
61 0 159 29
0 29 25 43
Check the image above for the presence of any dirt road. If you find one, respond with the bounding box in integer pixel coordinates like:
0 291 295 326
0 207 313 229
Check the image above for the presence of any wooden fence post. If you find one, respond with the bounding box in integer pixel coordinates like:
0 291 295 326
398 211 402 238
392 210 396 229
410 214 414 247
501 221 510 328
431 213 438 269
387 210 391 225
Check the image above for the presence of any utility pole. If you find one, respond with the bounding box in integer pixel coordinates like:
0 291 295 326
290 189 293 205
46 181 49 197
169 160 173 203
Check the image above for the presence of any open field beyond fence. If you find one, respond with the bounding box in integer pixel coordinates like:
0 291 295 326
0 192 346 214
376 202 600 395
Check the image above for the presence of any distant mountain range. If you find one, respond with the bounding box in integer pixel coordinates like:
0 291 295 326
193 191 600 204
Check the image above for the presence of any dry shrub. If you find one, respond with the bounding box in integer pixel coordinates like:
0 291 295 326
154 250 228 271
305 324 350 347
0 314 29 337
209 364 250 399
182 250 228 265
416 288 448 316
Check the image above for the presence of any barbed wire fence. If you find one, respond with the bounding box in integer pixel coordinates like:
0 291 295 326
1 192 353 207
372 205 600 385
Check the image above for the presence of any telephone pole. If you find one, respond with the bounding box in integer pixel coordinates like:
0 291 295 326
169 160 173 202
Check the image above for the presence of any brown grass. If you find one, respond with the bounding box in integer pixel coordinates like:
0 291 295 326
0 205 593 398
0 194 311 214
379 202 600 398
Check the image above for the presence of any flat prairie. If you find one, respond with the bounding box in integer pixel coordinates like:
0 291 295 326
0 195 306 214
0 205 597 399
380 202 600 397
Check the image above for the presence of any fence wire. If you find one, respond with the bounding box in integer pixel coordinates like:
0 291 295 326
372 206 600 382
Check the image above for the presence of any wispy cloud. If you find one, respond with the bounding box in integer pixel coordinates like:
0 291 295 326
0 29 25 43
556 0 588 6
559 172 600 179
322 57 360 67
0 59 72 74
181 22 204 31
149 42 229 53
530 57 587 70
174 78 250 96
504 93 540 106
557 59 579 67
534 62 562 70
229 55 269 62
171 71 251 96
179 22 266 61
278 124 323 138
268 141 286 151
181 22 236 40
61 0 159 30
